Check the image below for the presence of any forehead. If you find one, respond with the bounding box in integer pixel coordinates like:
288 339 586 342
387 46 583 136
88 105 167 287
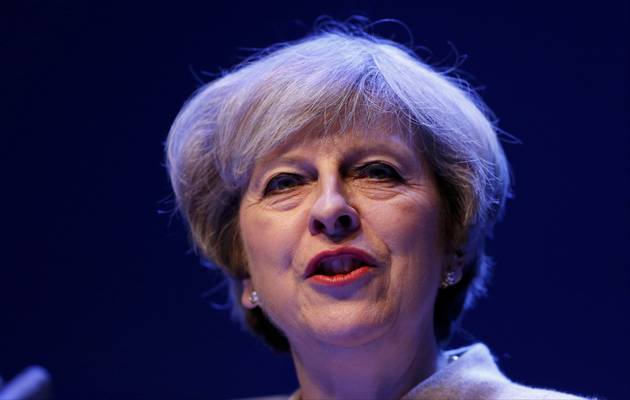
257 119 419 165
242 128 425 196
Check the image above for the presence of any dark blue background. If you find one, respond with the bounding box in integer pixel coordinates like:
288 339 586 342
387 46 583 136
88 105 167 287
2 1 628 399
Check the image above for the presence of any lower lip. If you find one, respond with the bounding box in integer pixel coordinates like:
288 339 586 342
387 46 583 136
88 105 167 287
309 266 373 286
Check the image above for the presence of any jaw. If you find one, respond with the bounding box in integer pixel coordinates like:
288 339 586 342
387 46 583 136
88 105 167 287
293 286 397 348
287 304 440 400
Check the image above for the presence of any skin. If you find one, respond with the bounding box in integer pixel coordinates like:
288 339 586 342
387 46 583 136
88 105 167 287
238 128 462 400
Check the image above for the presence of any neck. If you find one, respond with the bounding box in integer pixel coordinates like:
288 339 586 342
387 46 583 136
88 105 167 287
290 328 440 400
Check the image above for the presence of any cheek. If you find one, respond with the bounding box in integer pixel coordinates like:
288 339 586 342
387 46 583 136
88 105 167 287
391 199 444 314
238 207 303 277
373 195 443 253
368 194 445 299
239 209 277 271
238 207 306 334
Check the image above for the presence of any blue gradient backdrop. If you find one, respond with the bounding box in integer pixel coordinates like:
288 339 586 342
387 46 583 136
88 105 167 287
2 1 628 399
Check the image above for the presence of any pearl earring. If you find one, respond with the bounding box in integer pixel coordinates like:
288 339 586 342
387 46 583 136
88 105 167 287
248 291 259 305
440 270 458 289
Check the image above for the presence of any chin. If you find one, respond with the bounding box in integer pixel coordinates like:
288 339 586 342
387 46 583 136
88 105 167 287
303 305 395 348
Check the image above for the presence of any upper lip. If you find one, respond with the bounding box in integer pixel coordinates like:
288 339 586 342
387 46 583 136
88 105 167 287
304 247 380 278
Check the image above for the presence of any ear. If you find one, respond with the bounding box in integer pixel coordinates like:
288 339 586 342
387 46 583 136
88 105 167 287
454 248 466 272
241 278 256 309
443 248 466 281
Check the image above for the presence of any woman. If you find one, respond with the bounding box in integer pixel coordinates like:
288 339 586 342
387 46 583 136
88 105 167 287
166 23 589 400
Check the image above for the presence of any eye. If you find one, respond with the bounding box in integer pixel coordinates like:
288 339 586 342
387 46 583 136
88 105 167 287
263 173 305 195
354 161 403 181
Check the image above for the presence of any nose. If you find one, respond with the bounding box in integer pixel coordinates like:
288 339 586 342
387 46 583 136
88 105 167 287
308 179 360 240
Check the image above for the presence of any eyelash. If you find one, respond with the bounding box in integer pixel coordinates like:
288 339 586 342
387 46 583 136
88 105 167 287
262 162 403 196
354 161 403 181
263 173 305 196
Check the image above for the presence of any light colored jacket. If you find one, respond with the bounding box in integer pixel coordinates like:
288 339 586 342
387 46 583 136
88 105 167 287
401 343 591 399
240 343 593 400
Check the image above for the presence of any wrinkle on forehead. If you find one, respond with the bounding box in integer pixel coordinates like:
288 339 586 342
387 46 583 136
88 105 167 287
251 132 418 181
258 116 417 164
238 114 421 194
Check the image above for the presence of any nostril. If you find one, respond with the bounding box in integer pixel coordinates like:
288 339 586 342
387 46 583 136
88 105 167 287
337 215 352 228
313 220 326 232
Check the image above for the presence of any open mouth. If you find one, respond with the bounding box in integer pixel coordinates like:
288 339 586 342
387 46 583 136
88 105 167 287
312 255 372 277
304 248 379 281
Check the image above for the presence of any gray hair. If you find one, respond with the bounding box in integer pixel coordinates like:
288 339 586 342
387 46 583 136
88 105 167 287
166 24 511 350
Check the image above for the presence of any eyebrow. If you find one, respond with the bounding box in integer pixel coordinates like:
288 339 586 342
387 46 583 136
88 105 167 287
338 143 418 167
249 139 420 188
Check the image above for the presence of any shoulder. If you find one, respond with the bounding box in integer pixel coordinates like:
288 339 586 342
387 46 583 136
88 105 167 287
495 381 591 400
404 343 594 400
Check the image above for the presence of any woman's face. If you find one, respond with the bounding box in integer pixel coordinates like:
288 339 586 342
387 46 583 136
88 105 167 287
238 128 447 348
